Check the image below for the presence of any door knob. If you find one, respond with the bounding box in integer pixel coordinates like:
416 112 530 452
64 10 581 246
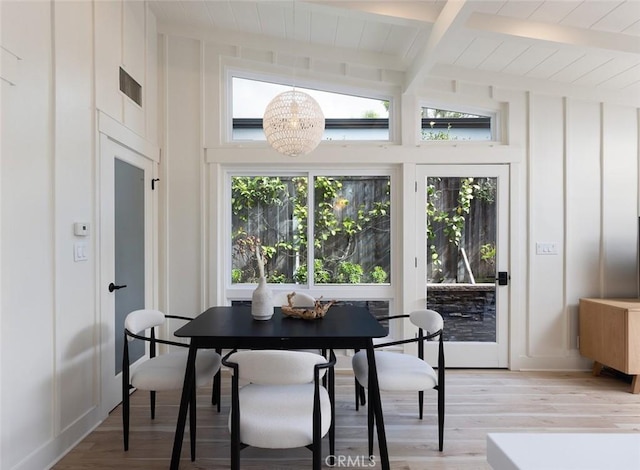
108 282 127 292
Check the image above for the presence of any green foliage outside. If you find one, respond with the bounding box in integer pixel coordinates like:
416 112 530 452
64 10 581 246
336 262 364 283
480 243 496 266
371 266 388 283
427 178 497 282
422 118 496 283
231 175 390 284
422 123 455 141
293 259 331 284
421 108 484 141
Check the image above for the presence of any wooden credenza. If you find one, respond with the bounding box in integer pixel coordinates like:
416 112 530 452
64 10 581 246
579 298 640 394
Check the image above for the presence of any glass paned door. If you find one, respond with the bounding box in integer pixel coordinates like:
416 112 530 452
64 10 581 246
417 165 509 368
100 134 153 413
114 159 145 374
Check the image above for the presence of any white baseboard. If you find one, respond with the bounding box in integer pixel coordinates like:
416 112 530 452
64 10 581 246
9 406 103 470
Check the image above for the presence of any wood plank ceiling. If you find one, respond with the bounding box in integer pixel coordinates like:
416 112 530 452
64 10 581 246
149 0 640 104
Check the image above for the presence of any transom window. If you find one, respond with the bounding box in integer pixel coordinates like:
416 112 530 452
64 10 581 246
421 106 494 141
231 77 391 141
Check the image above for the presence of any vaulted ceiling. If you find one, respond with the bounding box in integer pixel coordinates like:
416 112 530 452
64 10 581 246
149 1 640 105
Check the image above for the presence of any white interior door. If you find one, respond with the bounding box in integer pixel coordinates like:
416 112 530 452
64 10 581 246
416 165 509 368
99 133 154 413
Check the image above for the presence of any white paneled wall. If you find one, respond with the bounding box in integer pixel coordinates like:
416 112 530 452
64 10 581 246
1 2 56 469
165 36 205 316
145 8 158 143
529 94 566 358
95 0 151 137
1 1 159 469
94 0 122 124
520 96 639 369
565 99 602 350
122 0 146 136
601 104 639 298
53 0 97 433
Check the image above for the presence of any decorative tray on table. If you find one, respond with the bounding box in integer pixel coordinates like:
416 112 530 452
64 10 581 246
281 292 336 320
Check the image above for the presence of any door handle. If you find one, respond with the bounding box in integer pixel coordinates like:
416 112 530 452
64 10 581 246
496 272 509 286
108 282 127 292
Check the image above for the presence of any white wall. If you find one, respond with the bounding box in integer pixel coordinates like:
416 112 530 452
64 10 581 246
0 1 158 469
160 33 639 374
1 2 56 468
519 96 639 370
163 36 206 316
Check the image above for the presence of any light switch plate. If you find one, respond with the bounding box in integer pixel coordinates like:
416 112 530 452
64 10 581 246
74 242 88 262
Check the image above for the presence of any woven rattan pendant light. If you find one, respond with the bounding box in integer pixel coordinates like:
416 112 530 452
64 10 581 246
263 89 325 157
262 1 325 157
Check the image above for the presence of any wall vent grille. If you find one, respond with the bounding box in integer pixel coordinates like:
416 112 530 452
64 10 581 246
119 67 142 106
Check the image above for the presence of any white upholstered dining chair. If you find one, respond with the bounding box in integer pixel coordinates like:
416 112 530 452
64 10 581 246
352 309 445 452
222 349 336 470
122 309 221 459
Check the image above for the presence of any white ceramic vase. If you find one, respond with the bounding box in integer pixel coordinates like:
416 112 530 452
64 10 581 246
251 277 274 320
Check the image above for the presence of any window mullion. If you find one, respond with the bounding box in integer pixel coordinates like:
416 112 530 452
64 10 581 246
307 172 315 289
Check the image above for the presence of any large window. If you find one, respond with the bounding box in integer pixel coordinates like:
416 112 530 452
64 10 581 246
231 77 391 141
230 173 391 288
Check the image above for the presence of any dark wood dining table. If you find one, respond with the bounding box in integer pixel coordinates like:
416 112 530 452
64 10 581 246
169 304 391 470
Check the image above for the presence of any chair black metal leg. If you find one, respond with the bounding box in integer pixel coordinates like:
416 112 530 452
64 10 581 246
212 370 221 411
215 370 222 412
365 343 389 470
122 386 130 451
230 431 240 470
212 348 222 411
354 379 367 410
437 386 445 451
329 362 336 462
312 439 322 470
322 349 329 388
150 390 156 419
312 400 322 470
122 343 130 451
211 373 218 405
367 386 374 457
230 376 241 470
312 389 322 470
359 382 366 405
418 390 424 420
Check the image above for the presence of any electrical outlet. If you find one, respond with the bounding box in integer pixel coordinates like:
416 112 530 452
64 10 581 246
536 242 559 255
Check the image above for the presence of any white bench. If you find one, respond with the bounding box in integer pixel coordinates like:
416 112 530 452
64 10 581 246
487 433 640 470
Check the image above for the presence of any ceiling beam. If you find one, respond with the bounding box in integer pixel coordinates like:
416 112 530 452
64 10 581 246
467 12 640 56
304 1 440 26
403 0 471 94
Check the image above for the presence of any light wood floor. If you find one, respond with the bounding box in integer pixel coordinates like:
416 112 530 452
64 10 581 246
54 368 640 469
